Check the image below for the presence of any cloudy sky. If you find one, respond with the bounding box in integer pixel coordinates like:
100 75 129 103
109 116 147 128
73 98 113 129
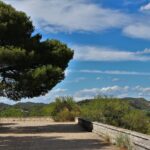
1 0 150 104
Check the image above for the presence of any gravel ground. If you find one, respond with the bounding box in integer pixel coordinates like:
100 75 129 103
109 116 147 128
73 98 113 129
0 121 116 150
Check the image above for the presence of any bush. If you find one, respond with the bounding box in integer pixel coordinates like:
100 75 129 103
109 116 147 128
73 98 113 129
122 110 149 133
0 108 24 117
116 134 133 150
51 97 80 121
80 97 131 126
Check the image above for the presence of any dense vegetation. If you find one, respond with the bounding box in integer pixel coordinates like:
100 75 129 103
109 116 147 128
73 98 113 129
79 97 150 134
0 1 73 100
0 97 150 134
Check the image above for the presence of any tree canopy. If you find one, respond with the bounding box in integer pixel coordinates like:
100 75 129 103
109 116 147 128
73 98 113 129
0 1 74 100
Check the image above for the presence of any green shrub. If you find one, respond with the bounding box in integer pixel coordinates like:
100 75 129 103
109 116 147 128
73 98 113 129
51 97 80 121
0 108 24 117
122 110 149 133
116 134 133 150
80 97 131 125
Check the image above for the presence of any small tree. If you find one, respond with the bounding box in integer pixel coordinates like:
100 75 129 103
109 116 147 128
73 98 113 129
52 97 81 121
0 1 73 100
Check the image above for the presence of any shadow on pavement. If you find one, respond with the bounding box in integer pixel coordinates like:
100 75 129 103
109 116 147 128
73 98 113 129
0 122 114 150
0 123 86 133
0 136 111 150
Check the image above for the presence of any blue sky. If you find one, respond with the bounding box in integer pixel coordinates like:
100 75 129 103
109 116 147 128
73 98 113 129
1 0 150 104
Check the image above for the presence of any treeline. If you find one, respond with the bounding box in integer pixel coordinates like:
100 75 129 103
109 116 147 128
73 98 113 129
0 97 150 134
0 102 53 117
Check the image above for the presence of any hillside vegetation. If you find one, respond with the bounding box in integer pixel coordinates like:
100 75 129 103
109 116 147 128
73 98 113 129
79 97 150 134
0 97 149 134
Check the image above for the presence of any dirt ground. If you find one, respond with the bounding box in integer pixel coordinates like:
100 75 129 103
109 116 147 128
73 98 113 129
0 121 116 150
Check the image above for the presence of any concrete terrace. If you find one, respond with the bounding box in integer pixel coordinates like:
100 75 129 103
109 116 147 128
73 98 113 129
0 120 116 150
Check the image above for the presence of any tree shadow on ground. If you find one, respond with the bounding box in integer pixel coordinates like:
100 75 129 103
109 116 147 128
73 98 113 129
0 136 111 150
0 123 114 150
0 123 17 126
0 123 86 133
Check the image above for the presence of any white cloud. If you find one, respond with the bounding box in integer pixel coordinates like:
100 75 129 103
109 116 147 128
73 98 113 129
20 88 68 103
80 69 150 76
3 0 130 33
100 86 129 93
1 85 150 104
0 88 68 104
140 3 150 11
66 77 87 83
123 23 150 40
65 69 72 77
122 2 150 40
74 77 86 82
112 78 120 82
51 88 67 93
137 48 150 54
74 85 150 100
74 85 129 100
3 0 150 41
134 86 150 97
96 77 101 80
0 97 16 105
72 45 150 61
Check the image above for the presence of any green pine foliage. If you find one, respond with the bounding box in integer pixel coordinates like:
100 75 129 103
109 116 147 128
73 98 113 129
0 1 73 100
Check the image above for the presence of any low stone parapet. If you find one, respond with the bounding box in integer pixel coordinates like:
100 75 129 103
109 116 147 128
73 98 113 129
76 117 150 150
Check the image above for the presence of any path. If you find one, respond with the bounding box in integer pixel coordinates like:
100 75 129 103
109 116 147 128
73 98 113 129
0 121 116 150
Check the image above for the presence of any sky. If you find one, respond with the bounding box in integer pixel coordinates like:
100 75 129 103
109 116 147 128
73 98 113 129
1 0 150 104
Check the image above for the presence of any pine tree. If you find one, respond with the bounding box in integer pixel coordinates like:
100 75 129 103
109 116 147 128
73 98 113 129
0 1 73 100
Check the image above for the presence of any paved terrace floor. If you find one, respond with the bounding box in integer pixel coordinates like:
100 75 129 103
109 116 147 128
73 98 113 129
0 121 116 150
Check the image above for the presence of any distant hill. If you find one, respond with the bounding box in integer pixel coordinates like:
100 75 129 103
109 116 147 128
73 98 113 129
78 97 150 112
14 102 48 115
122 97 150 111
0 97 149 116
0 102 46 109
0 103 10 107
14 102 46 110
78 99 92 105
0 103 10 110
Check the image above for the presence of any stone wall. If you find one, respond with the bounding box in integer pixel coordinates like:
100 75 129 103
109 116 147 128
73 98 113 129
0 117 53 122
76 118 150 150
